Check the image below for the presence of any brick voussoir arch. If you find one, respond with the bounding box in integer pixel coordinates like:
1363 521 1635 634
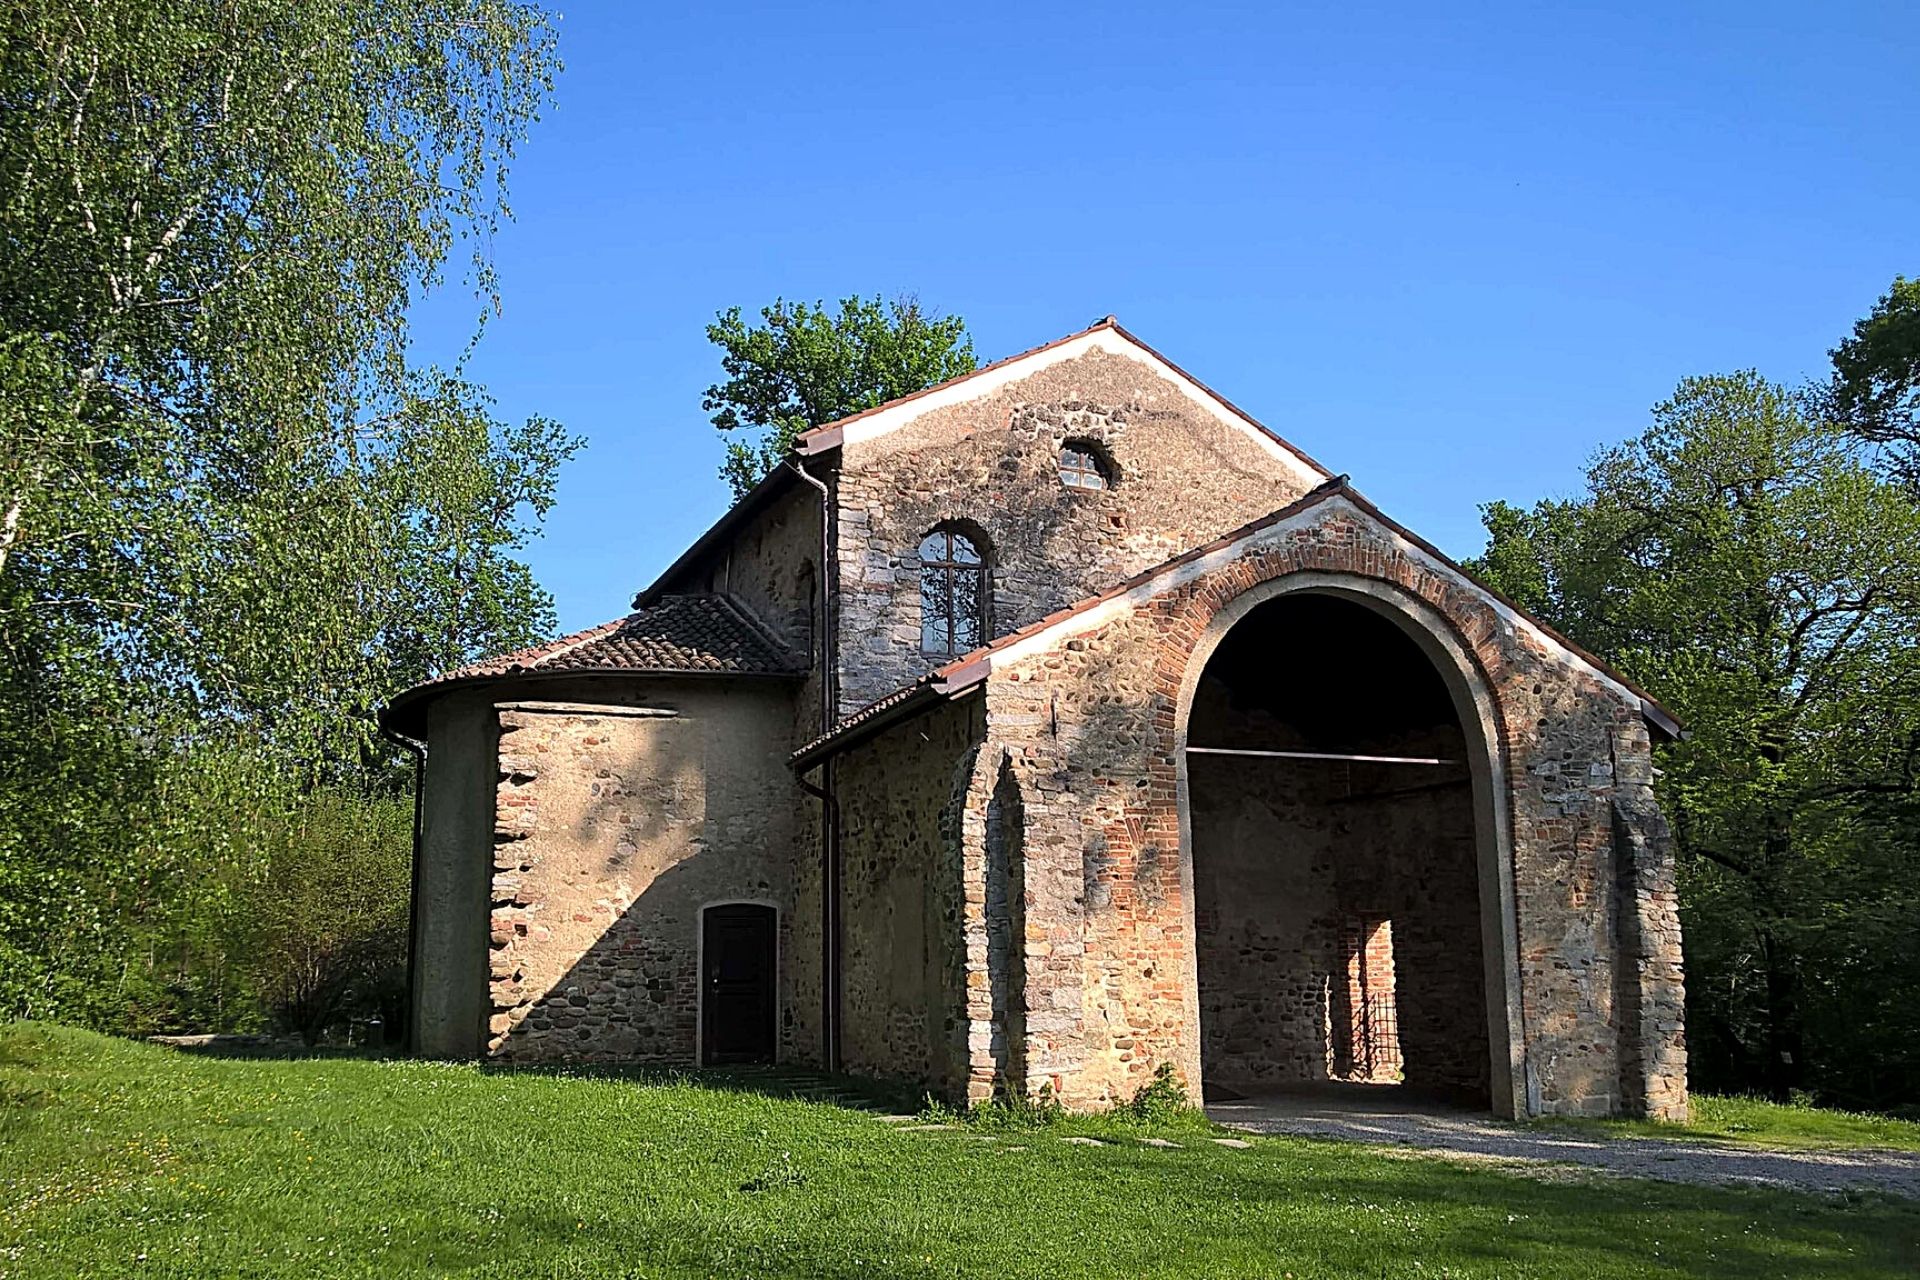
1147 516 1533 1118
1143 518 1519 753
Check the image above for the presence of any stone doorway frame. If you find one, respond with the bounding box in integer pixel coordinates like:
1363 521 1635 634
1170 572 1529 1118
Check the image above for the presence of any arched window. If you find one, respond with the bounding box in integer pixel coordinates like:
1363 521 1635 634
919 526 985 656
1058 441 1113 491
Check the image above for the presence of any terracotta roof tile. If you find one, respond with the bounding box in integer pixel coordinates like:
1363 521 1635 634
788 677 945 764
450 594 800 680
383 595 802 738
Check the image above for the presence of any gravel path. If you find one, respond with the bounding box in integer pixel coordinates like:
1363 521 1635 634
1208 1091 1920 1198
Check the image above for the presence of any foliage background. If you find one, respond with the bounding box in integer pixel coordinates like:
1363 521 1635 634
706 295 977 497
1471 313 1920 1111
0 0 572 1039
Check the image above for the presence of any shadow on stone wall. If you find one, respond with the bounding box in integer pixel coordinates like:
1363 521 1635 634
493 849 715 1063
488 704 796 1066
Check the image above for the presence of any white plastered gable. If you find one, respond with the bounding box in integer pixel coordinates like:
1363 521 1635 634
795 321 1329 492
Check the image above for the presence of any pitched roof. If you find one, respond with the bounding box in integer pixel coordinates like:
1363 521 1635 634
788 318 1122 451
382 594 802 739
790 479 1682 769
793 317 1333 488
788 676 956 766
635 316 1333 607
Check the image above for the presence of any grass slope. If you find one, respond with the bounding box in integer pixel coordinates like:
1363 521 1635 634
1539 1095 1920 1153
1 1023 1914 1279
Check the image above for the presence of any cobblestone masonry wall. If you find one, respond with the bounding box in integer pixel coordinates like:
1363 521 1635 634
973 496 1687 1119
485 679 802 1065
1611 718 1689 1120
982 758 1027 1096
833 348 1320 714
1191 747 1341 1085
785 776 826 1069
1187 676 1486 1095
832 697 984 1094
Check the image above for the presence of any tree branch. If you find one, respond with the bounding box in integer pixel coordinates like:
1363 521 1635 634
1684 842 1755 879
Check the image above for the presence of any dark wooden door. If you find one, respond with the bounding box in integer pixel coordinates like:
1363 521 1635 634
702 904 776 1065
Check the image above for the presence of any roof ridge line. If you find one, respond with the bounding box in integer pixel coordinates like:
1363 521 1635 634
922 478 1350 677
472 614 628 678
795 318 1332 486
1102 321 1337 481
640 317 1334 609
633 464 796 610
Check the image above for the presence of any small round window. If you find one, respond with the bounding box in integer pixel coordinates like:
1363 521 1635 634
1058 443 1111 491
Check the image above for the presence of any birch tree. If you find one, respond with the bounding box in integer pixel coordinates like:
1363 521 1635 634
0 0 575 1029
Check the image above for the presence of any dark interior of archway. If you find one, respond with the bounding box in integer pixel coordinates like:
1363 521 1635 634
1189 593 1490 1106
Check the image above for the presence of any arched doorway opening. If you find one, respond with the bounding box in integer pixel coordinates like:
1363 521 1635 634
1183 589 1496 1108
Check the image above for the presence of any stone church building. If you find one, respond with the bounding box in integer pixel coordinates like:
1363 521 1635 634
383 318 1688 1121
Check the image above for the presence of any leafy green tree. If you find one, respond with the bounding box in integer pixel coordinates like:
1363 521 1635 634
158 372 582 779
0 1 573 1032
2 0 559 578
1471 373 1920 1106
371 374 582 700
1829 276 1920 481
706 295 977 497
240 788 413 1045
1 0 569 758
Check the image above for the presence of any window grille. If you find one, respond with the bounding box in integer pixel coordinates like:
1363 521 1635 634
1058 445 1109 490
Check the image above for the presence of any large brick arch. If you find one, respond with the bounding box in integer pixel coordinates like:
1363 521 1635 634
1155 551 1530 1117
976 497 1681 1117
1144 516 1529 727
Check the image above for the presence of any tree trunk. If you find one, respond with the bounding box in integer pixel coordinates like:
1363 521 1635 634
1757 926 1806 1100
1755 804 1806 1101
0 488 23 579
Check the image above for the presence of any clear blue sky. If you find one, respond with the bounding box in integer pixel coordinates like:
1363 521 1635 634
409 1 1919 634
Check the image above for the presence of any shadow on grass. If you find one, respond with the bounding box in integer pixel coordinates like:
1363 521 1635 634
145 1031 928 1114
469 1139 1920 1280
144 1033 394 1061
17 1025 1920 1279
469 1058 929 1113
1225 1162 1920 1279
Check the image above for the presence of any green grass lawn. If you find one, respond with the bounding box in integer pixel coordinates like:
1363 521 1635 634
2 1024 1914 1279
1536 1093 1920 1153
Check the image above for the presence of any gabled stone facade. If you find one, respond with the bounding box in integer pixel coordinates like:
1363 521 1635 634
385 318 1687 1122
827 344 1321 713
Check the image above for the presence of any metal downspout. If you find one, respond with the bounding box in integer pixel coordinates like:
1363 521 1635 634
788 460 841 1071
